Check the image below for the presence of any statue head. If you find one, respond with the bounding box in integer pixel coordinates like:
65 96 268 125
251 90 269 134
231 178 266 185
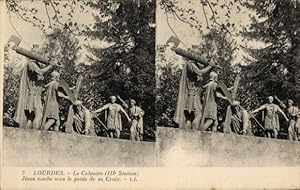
288 99 294 107
232 100 240 112
267 96 274 103
31 44 41 54
232 101 240 107
74 100 82 106
209 71 218 81
130 99 136 106
110 96 117 103
51 71 60 81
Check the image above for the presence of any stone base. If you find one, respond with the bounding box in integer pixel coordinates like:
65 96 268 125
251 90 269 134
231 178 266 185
156 127 300 166
2 127 156 167
3 127 300 167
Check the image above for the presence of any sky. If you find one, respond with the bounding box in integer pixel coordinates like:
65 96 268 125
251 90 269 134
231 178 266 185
2 0 267 68
156 0 266 65
2 1 100 67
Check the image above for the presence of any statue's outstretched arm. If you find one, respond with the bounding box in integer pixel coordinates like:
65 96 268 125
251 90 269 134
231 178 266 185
252 105 266 114
94 104 109 114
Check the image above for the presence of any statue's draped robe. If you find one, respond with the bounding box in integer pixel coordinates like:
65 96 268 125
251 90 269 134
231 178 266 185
231 106 251 135
174 64 188 128
73 105 95 135
41 81 60 128
202 80 218 121
287 106 299 140
260 103 281 131
296 111 300 129
106 103 123 131
14 60 43 128
174 62 204 128
129 106 144 140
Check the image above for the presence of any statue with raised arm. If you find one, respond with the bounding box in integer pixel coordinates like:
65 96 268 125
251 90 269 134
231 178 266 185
275 97 299 141
14 45 56 129
200 71 227 132
174 60 213 130
251 96 288 138
129 99 144 141
93 96 131 139
166 36 220 130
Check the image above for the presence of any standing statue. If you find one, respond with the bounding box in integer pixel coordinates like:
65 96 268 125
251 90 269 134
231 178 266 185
275 97 299 141
251 96 288 138
14 45 55 129
230 101 252 135
129 99 144 141
41 71 69 131
93 96 131 138
200 71 227 132
166 36 221 130
174 61 213 129
286 99 299 141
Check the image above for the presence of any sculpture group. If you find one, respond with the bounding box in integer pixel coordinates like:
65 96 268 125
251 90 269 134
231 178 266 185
7 34 300 142
169 36 300 141
9 35 144 141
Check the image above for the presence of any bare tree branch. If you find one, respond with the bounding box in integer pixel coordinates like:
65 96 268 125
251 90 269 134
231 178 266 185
204 0 237 37
48 0 81 36
201 2 209 29
44 2 52 28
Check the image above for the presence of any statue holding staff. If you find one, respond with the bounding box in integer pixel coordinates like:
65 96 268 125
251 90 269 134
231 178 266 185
275 97 299 141
128 99 144 141
93 96 131 138
251 96 288 138
117 95 145 141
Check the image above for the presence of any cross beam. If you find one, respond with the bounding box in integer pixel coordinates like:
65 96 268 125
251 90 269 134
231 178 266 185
65 75 83 133
218 76 265 132
217 75 240 133
166 36 222 69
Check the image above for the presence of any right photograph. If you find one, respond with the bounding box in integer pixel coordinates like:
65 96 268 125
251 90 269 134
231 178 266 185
155 0 300 166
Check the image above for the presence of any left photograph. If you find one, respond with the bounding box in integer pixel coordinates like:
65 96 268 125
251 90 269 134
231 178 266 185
2 0 156 167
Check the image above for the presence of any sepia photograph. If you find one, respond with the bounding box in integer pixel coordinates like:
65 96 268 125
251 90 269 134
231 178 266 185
155 0 300 166
1 0 300 189
2 0 156 167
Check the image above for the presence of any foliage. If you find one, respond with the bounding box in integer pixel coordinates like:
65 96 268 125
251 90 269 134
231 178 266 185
6 0 86 35
4 0 156 141
41 28 85 129
159 0 245 36
156 28 238 127
2 63 20 127
156 45 182 127
193 28 238 123
79 0 156 140
235 0 300 136
240 0 300 107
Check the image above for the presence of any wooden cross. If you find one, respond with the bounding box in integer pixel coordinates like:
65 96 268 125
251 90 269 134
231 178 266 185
217 75 241 133
218 75 265 133
64 75 83 133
